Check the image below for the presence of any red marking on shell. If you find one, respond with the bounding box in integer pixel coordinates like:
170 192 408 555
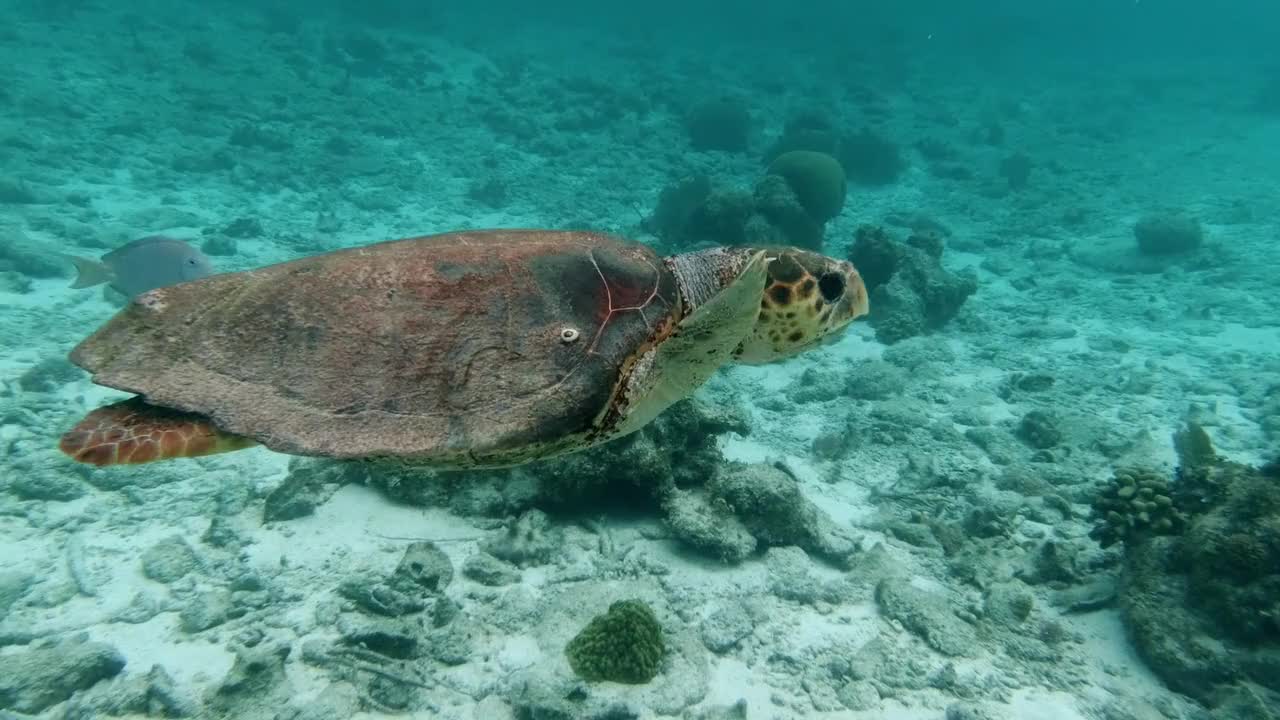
583 249 664 357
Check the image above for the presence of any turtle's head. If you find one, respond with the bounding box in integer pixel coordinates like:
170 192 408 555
733 247 869 364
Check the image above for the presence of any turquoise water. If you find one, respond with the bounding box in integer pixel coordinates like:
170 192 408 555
1 1 1278 718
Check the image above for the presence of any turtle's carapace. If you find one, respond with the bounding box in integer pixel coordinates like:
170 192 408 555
58 230 868 469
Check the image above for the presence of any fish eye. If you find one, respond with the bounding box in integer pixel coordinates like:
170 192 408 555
818 272 845 303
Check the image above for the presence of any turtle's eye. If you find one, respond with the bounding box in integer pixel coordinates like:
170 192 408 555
559 327 581 343
818 272 845 303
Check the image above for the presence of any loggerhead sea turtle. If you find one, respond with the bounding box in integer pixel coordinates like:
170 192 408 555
58 230 868 469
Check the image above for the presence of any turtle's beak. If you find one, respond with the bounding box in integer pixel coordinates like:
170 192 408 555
730 248 870 364
842 264 870 321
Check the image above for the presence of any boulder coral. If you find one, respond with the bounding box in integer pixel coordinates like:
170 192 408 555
765 114 904 186
1133 213 1203 256
764 150 847 223
565 599 666 684
647 166 840 253
747 174 824 251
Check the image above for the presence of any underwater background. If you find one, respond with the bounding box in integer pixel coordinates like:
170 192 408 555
2 0 1279 718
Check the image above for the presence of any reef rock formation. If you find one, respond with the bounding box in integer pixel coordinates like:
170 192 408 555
646 150 847 253
1109 423 1280 710
847 225 977 344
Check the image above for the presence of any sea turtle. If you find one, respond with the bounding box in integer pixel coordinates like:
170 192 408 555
58 230 868 469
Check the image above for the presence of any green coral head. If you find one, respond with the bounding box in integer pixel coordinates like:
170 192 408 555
565 599 666 684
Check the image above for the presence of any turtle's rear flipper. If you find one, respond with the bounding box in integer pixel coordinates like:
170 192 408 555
59 397 256 466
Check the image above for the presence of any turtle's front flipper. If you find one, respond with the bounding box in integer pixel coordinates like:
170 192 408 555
59 397 256 466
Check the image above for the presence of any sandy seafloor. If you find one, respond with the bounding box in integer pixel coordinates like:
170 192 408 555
1 3 1279 719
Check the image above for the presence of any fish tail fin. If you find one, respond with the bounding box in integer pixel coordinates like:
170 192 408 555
63 254 113 289
59 397 257 466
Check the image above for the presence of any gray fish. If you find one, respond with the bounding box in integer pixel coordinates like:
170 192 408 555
66 236 214 298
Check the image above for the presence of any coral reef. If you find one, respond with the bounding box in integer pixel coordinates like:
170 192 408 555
1072 211 1209 274
527 397 747 512
998 152 1033 190
763 111 841 163
1016 410 1062 450
847 225 977 344
362 397 820 567
1112 425 1280 707
205 642 293 717
565 599 666 683
765 115 904 186
480 508 561 566
746 174 824 251
392 541 454 594
648 158 844 252
661 459 859 565
1133 213 1203 256
680 187 755 249
661 488 758 562
876 578 977 657
0 227 67 281
645 174 712 245
1180 468 1280 642
1257 70 1280 113
363 395 855 568
6 2 1276 717
263 457 355 521
337 540 455 619
838 128 906 186
706 463 859 563
16 357 80 393
0 638 125 713
685 97 751 152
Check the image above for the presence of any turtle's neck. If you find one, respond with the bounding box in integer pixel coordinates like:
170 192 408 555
665 246 764 317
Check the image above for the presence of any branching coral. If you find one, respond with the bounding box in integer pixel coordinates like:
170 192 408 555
1090 467 1186 548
